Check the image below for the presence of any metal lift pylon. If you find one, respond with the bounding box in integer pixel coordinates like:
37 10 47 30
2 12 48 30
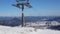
12 0 32 27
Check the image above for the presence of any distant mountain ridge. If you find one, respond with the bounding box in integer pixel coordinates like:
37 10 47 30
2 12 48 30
0 16 60 26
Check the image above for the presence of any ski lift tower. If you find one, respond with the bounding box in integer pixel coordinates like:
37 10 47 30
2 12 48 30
12 0 32 27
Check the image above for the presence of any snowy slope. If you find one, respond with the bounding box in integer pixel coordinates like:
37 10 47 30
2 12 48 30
0 25 60 34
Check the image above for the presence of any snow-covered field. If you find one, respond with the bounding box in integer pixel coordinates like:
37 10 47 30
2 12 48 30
26 21 60 26
0 25 60 34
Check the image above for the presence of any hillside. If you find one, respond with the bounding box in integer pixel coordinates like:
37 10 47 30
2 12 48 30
0 25 60 34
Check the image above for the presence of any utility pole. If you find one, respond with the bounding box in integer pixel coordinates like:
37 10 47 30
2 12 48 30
12 0 32 27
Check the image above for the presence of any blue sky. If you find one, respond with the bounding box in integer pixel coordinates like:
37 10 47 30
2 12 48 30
0 0 60 17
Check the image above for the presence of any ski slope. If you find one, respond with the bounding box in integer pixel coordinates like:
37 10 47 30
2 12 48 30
0 25 60 34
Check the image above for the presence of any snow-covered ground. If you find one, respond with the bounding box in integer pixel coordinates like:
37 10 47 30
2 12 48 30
26 21 60 26
25 21 60 29
0 25 60 34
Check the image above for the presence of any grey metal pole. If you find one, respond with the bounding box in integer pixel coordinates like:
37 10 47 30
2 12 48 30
12 0 32 27
21 3 24 27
